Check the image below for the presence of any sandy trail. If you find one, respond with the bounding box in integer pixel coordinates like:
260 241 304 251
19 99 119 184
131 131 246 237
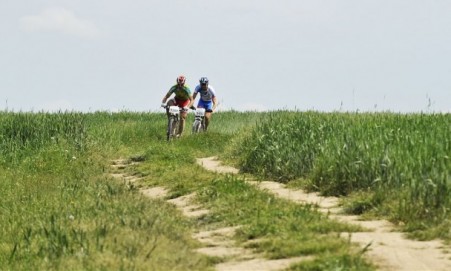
110 157 451 270
111 159 308 271
196 156 451 271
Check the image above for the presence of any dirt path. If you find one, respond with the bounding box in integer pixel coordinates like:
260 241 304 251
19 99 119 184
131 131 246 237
110 159 309 271
142 190 308 271
196 156 451 271
110 157 451 270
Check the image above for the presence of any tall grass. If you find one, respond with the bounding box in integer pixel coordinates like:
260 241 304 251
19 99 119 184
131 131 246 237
0 111 211 270
1 109 446 269
0 111 86 165
234 111 450 239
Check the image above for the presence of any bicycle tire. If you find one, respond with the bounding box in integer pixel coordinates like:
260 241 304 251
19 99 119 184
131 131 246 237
167 117 178 141
192 120 202 134
174 119 179 137
167 118 173 141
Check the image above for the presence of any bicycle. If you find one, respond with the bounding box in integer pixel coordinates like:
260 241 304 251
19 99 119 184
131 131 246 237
164 105 182 141
192 107 206 134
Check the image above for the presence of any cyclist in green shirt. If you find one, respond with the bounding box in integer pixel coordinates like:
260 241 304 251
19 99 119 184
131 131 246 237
161 75 194 137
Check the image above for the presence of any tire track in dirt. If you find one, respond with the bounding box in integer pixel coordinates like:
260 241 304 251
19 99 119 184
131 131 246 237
110 158 308 271
196 156 451 271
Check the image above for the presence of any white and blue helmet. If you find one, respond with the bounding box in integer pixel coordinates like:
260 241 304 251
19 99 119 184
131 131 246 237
199 77 209 85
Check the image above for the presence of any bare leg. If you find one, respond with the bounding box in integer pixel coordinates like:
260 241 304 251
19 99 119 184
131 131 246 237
205 112 212 131
179 111 187 135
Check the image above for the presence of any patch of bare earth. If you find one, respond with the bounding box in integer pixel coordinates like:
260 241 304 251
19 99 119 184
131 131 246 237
110 158 308 271
110 159 143 185
196 156 451 271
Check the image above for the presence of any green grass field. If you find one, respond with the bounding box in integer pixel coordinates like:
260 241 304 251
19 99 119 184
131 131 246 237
1 110 449 270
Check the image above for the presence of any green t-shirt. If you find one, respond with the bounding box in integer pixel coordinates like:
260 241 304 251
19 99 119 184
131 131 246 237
167 85 192 100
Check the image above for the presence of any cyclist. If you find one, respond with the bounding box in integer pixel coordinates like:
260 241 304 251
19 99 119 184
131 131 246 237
161 75 194 137
191 77 217 131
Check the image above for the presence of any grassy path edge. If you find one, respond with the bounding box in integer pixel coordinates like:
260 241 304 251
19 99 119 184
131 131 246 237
197 157 451 271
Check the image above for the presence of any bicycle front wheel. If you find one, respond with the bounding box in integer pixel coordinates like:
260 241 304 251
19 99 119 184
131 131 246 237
167 118 179 140
192 120 202 134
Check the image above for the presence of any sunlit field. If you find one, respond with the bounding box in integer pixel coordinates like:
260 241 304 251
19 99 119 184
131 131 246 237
232 111 451 240
1 110 449 269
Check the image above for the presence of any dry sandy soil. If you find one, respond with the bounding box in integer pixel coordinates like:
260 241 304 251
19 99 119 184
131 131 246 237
111 157 451 271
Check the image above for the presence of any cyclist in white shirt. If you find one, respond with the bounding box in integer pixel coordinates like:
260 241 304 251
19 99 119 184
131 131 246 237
191 77 217 131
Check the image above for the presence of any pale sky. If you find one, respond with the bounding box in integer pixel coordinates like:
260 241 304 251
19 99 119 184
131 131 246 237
1 0 450 113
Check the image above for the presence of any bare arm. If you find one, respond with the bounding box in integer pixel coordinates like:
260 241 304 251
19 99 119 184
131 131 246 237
162 92 171 104
212 96 218 111
187 95 194 108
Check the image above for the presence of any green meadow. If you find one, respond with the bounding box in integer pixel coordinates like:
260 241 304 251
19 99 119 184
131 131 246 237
0 110 449 270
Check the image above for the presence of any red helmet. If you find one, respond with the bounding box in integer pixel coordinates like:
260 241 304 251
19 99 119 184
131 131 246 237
176 75 186 85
